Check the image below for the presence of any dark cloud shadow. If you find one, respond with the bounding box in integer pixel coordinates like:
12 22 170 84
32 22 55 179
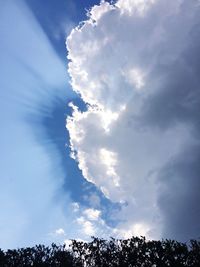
158 145 200 242
140 23 200 241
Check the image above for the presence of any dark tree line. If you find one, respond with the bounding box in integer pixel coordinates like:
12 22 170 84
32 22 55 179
0 236 200 266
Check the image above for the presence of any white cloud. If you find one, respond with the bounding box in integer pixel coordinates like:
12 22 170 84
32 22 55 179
89 1 114 23
55 228 65 235
114 222 151 239
66 0 200 240
116 0 156 16
83 208 101 221
72 204 155 240
99 148 120 186
77 216 95 236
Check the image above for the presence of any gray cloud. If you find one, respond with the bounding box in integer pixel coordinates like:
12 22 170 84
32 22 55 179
158 145 200 241
136 6 200 240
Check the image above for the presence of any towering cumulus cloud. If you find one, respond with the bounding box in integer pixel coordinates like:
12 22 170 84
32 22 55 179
66 0 200 241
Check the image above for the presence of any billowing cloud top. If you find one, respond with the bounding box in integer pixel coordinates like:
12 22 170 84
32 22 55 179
66 0 200 241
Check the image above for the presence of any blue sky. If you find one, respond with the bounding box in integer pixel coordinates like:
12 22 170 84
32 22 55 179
0 0 112 249
1 0 200 249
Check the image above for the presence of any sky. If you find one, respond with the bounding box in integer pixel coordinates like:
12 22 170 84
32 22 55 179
0 0 200 249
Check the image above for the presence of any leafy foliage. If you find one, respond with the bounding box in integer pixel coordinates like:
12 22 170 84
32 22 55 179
0 244 74 267
0 237 200 266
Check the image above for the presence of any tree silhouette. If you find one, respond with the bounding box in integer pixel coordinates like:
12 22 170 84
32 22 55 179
0 237 200 266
